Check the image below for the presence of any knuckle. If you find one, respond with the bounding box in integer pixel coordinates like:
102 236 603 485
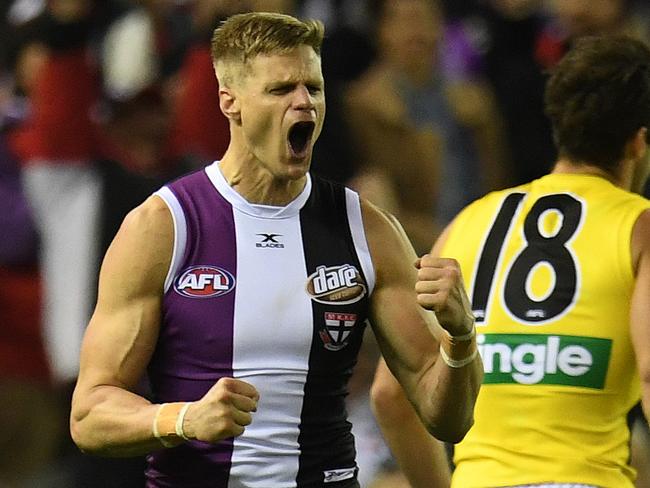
418 269 437 282
212 391 231 406
415 281 430 293
448 266 461 281
443 256 459 267
416 294 433 309
444 261 461 280
218 417 243 436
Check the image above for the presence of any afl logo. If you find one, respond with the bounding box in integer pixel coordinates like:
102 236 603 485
174 265 235 298
306 264 367 305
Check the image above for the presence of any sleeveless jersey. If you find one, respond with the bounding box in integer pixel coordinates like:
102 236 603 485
445 173 650 488
145 162 375 487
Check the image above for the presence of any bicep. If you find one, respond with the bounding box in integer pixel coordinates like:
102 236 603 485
79 297 161 392
369 274 441 387
364 204 441 392
632 256 650 384
631 211 650 397
76 197 173 392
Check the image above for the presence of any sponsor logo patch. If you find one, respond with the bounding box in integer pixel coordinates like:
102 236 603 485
174 265 235 298
323 467 356 483
319 312 358 351
478 333 611 388
306 264 366 305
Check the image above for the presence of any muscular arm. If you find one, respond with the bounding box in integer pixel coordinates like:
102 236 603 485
371 358 451 487
631 209 650 422
70 196 259 457
364 202 482 443
70 196 173 456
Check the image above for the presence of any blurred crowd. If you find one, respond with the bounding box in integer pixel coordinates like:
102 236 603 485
2 0 650 486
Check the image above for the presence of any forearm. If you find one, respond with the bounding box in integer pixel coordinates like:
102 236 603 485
374 400 451 487
71 384 175 457
642 387 650 425
371 361 451 487
414 338 482 443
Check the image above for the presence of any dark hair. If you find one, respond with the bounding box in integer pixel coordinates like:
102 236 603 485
544 35 650 170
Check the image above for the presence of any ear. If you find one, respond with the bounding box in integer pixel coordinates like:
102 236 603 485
629 127 650 193
627 127 648 160
219 86 241 123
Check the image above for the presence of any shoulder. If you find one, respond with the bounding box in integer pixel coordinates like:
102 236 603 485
360 197 406 242
437 186 530 252
121 194 174 241
631 208 650 273
360 198 417 287
593 188 650 265
100 195 174 294
449 186 522 226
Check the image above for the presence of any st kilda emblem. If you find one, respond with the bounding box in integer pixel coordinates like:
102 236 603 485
319 312 358 351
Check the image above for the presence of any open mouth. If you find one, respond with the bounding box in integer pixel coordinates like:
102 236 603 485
288 121 315 158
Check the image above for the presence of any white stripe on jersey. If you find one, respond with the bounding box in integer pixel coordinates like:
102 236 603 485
154 187 187 293
228 209 312 488
345 188 375 295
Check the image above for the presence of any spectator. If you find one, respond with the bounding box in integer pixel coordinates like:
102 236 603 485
11 0 103 385
471 0 557 184
0 38 60 485
372 34 650 488
345 0 510 253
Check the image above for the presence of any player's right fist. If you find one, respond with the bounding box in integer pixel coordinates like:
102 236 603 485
182 377 259 443
415 255 474 338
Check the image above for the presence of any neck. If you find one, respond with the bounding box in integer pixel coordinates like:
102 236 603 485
552 158 632 190
219 145 307 207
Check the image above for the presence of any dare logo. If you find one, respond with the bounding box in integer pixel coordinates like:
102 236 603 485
306 264 366 305
174 265 235 298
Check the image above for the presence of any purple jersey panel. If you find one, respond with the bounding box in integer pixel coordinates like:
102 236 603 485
146 170 236 487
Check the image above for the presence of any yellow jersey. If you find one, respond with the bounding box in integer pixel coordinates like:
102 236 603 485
446 173 650 488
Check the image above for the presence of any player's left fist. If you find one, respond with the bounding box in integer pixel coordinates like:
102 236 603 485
415 255 474 337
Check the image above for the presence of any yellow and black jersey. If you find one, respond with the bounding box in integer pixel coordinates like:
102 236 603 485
446 173 650 488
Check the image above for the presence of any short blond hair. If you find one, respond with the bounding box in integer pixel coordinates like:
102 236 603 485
211 12 324 86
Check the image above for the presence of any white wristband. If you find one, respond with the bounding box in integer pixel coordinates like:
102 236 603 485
175 402 193 441
448 326 476 342
439 345 479 368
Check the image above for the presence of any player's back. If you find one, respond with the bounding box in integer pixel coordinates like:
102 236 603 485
447 173 650 488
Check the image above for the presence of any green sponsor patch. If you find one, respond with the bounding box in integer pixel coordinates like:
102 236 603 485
478 333 611 389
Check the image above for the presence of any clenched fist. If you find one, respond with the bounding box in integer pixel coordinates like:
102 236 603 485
182 377 259 443
415 255 475 337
